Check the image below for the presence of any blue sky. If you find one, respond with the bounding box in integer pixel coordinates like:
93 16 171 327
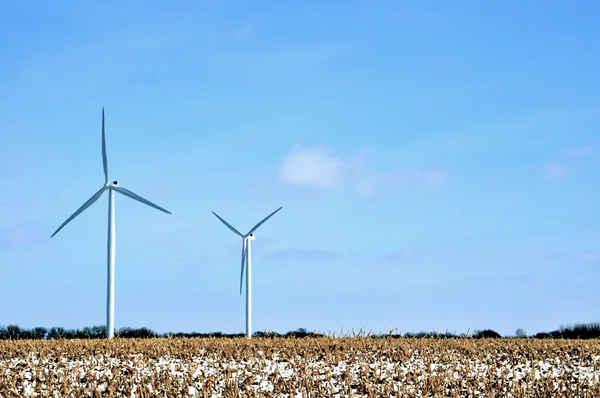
1 1 599 337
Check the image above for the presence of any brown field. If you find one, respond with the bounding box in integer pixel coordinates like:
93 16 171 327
1 337 599 397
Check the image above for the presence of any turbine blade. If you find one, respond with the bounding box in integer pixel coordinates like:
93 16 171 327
51 186 106 238
211 212 243 237
112 186 172 214
240 240 246 295
102 107 108 184
247 206 283 235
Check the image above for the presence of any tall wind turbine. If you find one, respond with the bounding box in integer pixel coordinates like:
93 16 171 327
212 207 282 338
51 107 171 339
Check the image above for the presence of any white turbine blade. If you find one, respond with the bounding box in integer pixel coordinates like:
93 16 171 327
211 211 243 237
247 206 283 235
240 239 247 295
112 186 172 214
51 186 106 238
102 107 108 184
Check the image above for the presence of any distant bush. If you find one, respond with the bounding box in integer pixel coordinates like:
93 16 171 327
48 327 66 339
0 322 599 340
253 331 282 338
527 322 600 340
32 327 48 340
284 328 325 338
7 325 21 340
473 329 501 339
515 328 527 338
556 322 600 339
117 327 158 339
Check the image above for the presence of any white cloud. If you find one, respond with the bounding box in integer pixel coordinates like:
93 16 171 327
545 144 594 179
545 163 567 179
566 145 594 157
423 170 446 186
383 248 428 263
278 146 343 188
268 248 338 261
0 223 42 249
577 252 598 263
278 145 445 194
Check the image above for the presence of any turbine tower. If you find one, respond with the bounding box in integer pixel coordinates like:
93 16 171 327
212 207 282 338
51 107 171 339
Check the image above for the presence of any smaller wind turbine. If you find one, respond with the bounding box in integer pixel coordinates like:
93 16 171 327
212 206 282 338
51 107 171 339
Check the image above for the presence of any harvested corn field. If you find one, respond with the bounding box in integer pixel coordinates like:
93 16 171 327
1 338 599 397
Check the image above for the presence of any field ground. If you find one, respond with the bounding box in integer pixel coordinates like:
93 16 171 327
1 338 599 397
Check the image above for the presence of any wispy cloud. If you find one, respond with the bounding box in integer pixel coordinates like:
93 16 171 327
277 145 445 194
278 146 343 188
223 239 338 263
0 195 29 209
354 168 445 194
268 42 353 66
382 248 429 263
576 252 598 263
545 144 594 179
0 223 42 249
566 146 595 157
11 17 194 94
173 254 212 268
0 153 28 177
267 248 339 261
231 26 255 41
210 24 257 42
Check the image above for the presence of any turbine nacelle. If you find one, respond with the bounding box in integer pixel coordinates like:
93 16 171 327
211 206 283 305
50 107 172 339
51 109 171 240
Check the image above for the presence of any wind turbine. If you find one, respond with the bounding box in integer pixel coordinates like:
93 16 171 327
51 107 171 339
212 206 282 338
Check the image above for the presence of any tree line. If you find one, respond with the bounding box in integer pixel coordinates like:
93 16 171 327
0 323 599 340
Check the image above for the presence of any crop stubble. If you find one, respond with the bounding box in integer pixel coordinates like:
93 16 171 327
0 338 599 397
